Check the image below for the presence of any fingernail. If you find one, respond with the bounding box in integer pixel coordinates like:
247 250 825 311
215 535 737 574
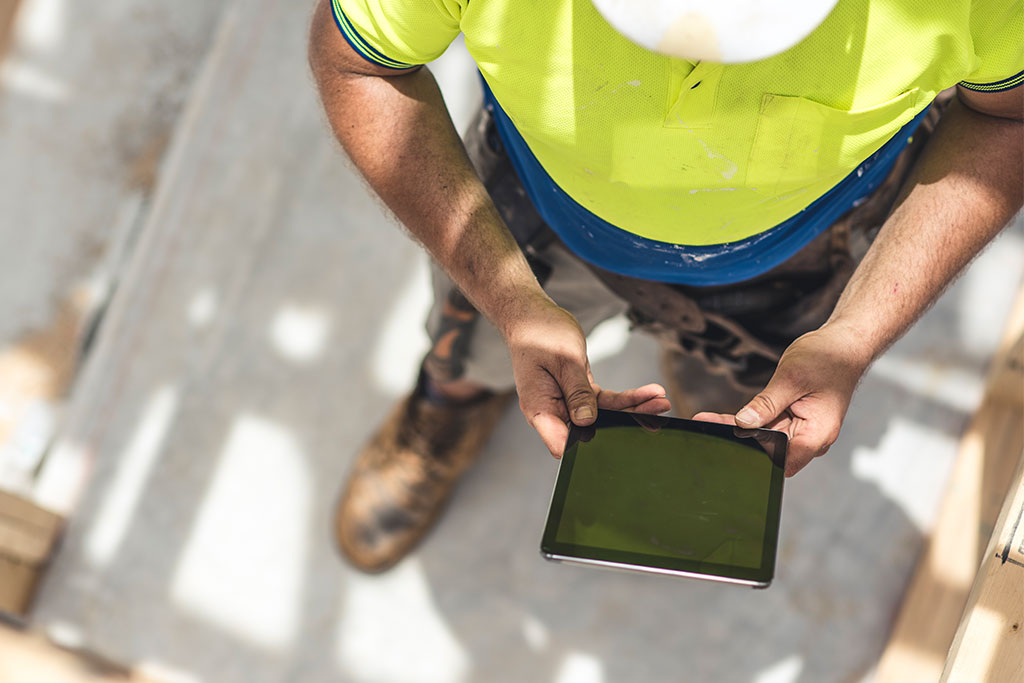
574 406 594 421
736 407 759 425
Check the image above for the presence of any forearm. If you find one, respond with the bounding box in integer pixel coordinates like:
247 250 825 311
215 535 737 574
309 6 548 336
825 97 1024 364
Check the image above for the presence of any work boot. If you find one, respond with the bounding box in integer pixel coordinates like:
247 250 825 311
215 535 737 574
659 347 759 419
334 372 514 573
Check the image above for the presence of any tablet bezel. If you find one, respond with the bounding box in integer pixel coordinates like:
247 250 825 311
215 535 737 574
540 409 787 587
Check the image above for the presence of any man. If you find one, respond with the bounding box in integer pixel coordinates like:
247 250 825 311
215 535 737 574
309 0 1024 573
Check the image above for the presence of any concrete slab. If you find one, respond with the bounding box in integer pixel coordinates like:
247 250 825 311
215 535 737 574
0 0 231 490
25 0 1024 680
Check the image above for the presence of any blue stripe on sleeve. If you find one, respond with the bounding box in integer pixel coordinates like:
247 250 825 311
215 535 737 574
330 0 416 70
960 68 1024 93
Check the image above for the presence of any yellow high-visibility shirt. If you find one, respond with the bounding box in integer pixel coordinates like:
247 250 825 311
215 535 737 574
330 0 1024 246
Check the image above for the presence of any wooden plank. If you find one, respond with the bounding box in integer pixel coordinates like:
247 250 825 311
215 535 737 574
875 290 1024 681
942 450 1024 682
0 491 62 616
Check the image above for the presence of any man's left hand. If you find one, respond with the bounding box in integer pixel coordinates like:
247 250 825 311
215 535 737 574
694 323 871 477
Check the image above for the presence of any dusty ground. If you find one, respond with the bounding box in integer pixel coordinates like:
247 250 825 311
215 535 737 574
3 0 1022 681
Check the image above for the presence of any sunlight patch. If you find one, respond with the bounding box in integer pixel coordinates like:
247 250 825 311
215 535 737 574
0 60 69 101
270 304 331 363
587 315 630 364
850 417 957 531
371 256 432 396
17 0 65 51
956 226 1024 358
84 385 179 567
187 289 218 328
336 558 469 683
554 651 604 683
753 654 804 683
171 415 311 649
869 354 984 415
521 613 550 652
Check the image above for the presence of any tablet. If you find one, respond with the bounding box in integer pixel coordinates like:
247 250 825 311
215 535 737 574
540 409 787 587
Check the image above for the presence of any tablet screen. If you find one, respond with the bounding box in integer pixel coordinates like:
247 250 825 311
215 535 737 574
541 410 787 586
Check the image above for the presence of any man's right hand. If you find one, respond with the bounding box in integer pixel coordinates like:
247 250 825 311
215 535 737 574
310 2 666 451
503 297 670 457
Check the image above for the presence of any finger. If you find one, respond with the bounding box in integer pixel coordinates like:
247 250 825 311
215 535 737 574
630 396 672 415
599 392 671 414
555 359 598 426
597 383 669 412
692 411 737 425
530 411 571 458
735 373 802 429
783 420 839 477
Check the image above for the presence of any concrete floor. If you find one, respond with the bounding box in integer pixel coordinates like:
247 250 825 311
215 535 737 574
0 0 232 495
30 219 1024 683
12 2 1024 681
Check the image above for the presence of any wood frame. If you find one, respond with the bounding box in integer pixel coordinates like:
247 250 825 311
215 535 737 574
876 289 1024 681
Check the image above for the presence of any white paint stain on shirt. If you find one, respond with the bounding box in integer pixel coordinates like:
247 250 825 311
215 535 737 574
698 139 738 180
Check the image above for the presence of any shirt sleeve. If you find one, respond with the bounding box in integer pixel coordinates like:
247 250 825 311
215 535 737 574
329 0 464 69
959 0 1024 92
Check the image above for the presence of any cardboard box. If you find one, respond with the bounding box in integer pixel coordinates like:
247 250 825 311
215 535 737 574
0 491 63 616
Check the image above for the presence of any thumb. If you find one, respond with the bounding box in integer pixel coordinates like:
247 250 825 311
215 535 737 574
557 361 598 425
735 376 798 428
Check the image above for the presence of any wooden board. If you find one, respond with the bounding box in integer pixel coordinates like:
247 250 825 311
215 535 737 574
942 450 1024 682
875 290 1024 681
0 491 63 616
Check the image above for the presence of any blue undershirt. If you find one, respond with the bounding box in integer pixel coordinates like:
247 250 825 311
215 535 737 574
482 79 929 286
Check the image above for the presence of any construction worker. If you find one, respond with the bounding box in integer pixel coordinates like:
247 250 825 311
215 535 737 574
308 0 1024 572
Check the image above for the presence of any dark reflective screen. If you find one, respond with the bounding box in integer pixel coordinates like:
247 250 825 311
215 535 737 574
553 418 783 571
